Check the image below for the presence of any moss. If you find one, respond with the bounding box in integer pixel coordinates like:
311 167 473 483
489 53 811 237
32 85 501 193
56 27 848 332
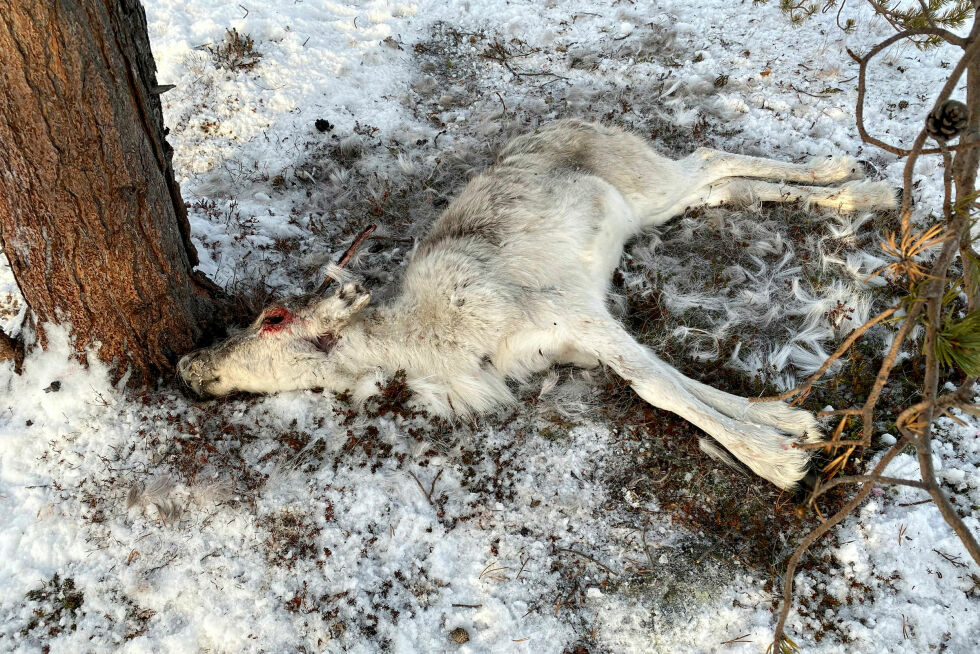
258 509 321 569
22 574 84 639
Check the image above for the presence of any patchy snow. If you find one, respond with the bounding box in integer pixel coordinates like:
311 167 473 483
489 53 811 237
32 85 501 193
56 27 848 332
1 0 978 653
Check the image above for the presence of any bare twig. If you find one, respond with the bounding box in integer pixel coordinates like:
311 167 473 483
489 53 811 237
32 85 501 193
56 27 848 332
407 469 442 506
836 0 850 32
640 525 656 572
866 0 967 46
933 548 968 567
772 437 909 646
516 555 531 580
790 84 839 99
772 13 980 651
900 304 980 563
751 304 899 403
428 469 443 499
852 30 979 171
899 27 980 229
810 473 929 503
145 552 179 575
495 91 508 114
408 471 430 505
816 408 863 417
478 560 511 580
557 547 620 576
858 305 922 442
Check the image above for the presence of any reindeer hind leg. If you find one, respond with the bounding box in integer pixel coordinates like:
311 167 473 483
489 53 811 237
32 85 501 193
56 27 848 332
569 316 815 489
684 148 866 185
670 177 898 215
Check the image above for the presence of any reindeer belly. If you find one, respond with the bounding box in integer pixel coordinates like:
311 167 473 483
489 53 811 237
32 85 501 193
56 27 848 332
484 174 639 303
576 180 639 287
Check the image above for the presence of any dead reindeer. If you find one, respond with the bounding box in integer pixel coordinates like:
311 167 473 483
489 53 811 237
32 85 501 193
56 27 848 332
179 120 898 489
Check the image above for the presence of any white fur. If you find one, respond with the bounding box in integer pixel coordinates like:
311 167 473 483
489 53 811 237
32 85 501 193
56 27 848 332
179 121 898 489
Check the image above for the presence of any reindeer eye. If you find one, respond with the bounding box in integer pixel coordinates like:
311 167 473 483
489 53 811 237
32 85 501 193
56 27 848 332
259 307 293 332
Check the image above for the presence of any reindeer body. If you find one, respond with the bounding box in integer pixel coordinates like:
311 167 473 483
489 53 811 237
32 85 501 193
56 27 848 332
179 120 898 489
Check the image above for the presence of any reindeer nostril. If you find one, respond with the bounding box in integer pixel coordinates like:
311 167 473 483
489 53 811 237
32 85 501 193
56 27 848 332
178 350 213 383
178 353 197 376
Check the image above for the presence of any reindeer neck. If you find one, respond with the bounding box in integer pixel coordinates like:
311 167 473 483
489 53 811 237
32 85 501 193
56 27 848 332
332 304 443 375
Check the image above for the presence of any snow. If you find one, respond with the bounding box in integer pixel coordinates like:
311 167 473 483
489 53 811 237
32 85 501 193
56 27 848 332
1 0 979 652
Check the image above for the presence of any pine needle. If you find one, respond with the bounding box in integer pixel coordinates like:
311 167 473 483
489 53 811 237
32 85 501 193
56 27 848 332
878 223 952 283
935 309 980 376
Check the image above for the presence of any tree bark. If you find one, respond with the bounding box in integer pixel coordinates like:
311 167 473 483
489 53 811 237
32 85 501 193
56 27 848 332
0 0 224 385
956 11 980 313
0 327 24 374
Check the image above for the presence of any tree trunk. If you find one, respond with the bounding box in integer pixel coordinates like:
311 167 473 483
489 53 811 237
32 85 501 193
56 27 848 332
0 0 224 385
956 11 980 313
0 327 24 374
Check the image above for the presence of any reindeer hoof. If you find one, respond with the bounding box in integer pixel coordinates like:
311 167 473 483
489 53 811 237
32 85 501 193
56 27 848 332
894 186 911 208
793 466 820 504
857 159 879 178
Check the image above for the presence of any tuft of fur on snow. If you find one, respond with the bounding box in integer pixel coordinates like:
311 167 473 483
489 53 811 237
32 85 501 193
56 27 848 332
626 202 893 390
126 477 181 524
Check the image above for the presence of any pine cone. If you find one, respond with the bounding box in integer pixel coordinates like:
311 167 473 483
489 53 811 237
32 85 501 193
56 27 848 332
926 99 970 142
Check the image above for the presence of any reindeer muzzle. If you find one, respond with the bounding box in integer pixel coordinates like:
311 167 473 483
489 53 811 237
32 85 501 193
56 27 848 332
177 349 221 399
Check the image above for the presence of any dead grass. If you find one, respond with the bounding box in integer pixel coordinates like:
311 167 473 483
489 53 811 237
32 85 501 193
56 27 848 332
208 29 262 72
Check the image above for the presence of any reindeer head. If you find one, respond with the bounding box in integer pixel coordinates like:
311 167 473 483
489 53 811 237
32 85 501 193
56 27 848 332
177 283 371 398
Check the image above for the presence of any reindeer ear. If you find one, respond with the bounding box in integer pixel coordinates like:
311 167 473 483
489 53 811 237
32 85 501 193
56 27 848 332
315 282 370 325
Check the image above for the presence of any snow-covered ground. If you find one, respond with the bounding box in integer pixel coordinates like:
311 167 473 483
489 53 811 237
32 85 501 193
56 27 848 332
1 0 978 652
